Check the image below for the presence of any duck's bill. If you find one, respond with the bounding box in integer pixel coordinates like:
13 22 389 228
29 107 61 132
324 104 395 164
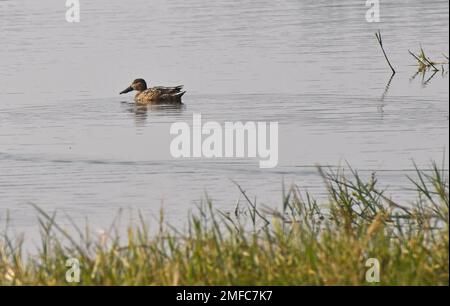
120 86 133 94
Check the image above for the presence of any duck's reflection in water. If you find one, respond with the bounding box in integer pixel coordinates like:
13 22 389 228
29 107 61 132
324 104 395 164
121 101 186 126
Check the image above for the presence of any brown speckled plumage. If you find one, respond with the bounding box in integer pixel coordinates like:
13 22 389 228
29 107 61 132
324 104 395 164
120 79 186 105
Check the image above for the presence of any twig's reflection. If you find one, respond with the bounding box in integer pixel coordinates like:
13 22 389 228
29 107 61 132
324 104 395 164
409 68 443 87
423 70 438 87
378 73 396 115
409 70 420 83
380 73 395 102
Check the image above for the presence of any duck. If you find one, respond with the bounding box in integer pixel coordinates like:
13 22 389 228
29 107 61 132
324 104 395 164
120 79 186 104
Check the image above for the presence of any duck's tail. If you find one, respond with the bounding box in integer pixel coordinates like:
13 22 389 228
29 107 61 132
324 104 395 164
173 91 186 98
160 90 186 103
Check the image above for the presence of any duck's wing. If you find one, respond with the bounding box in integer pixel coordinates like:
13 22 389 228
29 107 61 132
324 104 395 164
151 85 184 94
159 90 186 99
136 87 186 103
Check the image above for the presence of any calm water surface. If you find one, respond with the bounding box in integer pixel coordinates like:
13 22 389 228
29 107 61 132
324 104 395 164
0 0 448 235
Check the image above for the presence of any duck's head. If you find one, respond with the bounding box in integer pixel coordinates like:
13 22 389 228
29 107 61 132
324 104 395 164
120 79 148 94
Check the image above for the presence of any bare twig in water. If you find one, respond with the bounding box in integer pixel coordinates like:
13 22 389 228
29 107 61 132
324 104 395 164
419 46 439 71
408 50 429 70
409 47 449 72
375 30 396 75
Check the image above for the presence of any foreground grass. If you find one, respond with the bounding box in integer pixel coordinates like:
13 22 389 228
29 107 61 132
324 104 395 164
0 164 448 285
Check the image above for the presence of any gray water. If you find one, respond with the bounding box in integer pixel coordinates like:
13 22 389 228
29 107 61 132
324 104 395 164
0 0 449 236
